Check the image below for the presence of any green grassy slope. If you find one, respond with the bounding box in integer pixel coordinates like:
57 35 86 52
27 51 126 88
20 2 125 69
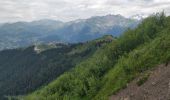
95 26 170 99
22 13 170 100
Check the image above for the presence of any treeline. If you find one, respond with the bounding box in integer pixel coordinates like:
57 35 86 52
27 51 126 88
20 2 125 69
23 12 170 100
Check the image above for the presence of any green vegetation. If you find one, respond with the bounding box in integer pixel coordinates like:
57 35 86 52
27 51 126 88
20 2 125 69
22 12 170 100
136 73 150 86
0 37 112 99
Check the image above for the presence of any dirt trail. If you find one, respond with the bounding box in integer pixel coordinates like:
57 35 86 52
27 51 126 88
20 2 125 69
110 62 170 100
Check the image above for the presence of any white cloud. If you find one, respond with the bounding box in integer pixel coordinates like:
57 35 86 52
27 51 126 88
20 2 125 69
0 0 170 23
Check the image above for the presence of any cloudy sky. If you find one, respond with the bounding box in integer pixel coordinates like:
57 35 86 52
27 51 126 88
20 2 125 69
0 0 170 23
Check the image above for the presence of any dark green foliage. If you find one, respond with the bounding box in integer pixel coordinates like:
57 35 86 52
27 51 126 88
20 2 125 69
0 36 113 99
136 73 149 86
94 12 170 99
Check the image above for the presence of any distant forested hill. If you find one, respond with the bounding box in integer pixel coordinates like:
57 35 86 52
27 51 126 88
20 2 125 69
0 35 114 99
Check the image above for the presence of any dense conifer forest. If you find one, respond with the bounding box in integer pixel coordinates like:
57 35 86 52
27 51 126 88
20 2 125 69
0 36 113 99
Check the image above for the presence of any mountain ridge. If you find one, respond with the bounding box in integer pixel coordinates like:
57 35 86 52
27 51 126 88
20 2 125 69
0 14 139 50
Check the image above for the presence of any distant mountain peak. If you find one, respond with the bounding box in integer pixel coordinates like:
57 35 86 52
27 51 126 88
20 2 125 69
33 19 63 23
30 19 63 26
130 14 148 20
0 14 139 50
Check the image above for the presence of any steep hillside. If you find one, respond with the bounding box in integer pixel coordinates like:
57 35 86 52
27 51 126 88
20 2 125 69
0 36 113 99
0 15 138 50
22 13 170 100
110 62 170 100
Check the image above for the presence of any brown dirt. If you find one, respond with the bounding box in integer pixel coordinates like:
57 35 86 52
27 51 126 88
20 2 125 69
110 62 170 100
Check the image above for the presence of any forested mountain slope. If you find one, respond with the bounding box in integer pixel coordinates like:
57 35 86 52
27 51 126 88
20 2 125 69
0 35 113 99
22 13 170 100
